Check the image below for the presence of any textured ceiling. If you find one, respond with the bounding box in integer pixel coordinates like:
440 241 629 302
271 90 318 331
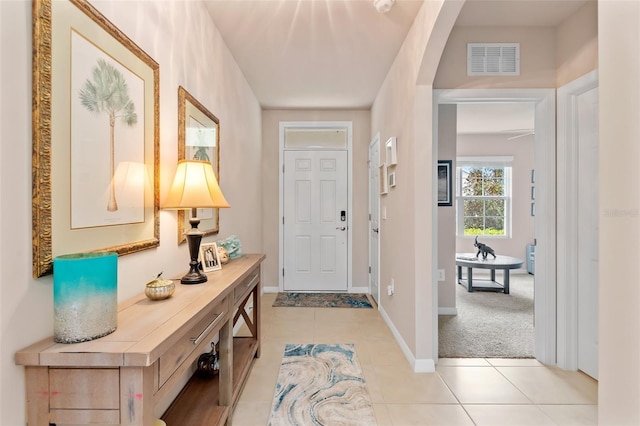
454 0 588 27
204 0 589 110
204 0 424 109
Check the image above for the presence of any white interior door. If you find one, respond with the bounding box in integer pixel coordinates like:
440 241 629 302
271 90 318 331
577 87 599 379
283 150 348 292
368 136 380 303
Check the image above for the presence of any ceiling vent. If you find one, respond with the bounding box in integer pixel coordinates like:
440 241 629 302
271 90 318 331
467 43 520 76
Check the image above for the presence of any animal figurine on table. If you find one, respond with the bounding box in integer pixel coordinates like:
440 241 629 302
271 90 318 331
474 236 496 260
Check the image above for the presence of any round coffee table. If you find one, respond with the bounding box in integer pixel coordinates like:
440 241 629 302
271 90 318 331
455 253 524 294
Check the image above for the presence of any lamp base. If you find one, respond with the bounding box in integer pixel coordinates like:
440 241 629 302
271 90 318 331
182 213 208 285
180 269 207 285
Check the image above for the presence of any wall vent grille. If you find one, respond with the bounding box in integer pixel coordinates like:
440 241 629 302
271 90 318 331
467 43 520 76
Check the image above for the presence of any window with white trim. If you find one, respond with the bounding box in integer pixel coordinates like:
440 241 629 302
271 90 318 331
456 157 513 237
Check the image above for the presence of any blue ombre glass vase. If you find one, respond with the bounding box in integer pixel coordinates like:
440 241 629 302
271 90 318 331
53 252 118 343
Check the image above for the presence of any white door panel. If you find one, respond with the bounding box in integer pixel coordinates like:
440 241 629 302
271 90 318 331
577 86 599 379
284 150 348 291
368 137 380 303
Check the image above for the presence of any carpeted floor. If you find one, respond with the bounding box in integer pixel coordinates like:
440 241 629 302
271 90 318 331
272 293 373 308
438 273 535 358
268 343 376 426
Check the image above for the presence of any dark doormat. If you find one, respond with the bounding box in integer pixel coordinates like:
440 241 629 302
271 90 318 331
272 293 373 308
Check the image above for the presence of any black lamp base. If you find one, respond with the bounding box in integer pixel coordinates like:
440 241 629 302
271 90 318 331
182 214 208 285
180 269 207 285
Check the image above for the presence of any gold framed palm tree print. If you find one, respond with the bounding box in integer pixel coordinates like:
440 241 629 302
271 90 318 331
32 0 159 277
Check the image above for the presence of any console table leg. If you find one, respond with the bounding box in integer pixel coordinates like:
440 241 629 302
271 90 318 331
25 366 49 426
503 269 510 294
253 284 261 358
467 267 473 292
120 366 154 425
219 320 233 407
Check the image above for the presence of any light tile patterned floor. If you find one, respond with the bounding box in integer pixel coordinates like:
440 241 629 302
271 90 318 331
232 293 598 425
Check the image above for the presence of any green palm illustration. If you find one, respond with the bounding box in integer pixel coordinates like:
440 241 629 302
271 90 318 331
193 147 210 162
191 128 211 162
79 59 137 212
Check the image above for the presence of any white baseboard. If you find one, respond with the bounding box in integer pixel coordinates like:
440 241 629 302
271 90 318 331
438 307 457 315
414 358 436 373
378 305 436 373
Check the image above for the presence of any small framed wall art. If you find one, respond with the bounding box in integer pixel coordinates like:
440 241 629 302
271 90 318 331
385 137 397 166
380 164 388 195
437 160 453 207
177 86 221 245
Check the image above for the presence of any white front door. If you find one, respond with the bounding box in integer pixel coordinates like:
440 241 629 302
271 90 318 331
283 150 348 291
368 136 380 303
577 86 599 379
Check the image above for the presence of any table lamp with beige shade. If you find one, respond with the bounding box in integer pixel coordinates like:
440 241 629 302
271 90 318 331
163 160 230 284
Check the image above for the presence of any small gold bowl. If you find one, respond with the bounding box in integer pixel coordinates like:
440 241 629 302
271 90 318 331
145 277 175 300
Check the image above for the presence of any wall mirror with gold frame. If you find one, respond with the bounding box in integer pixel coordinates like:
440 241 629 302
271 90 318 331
177 86 220 244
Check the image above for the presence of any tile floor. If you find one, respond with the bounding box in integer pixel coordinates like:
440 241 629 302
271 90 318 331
232 293 597 425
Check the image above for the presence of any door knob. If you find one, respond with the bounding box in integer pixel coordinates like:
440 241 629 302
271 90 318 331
336 226 346 231
372 228 379 233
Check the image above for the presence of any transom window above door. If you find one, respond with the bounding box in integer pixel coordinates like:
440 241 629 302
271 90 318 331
284 127 348 148
456 156 513 237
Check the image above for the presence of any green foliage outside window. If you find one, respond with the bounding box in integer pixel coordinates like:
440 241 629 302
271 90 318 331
460 167 506 236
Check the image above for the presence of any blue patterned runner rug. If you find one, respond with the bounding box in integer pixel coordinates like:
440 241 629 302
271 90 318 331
272 293 373 308
269 343 376 426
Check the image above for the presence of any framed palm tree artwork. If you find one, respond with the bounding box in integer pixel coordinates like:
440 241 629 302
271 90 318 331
32 0 159 277
177 87 221 245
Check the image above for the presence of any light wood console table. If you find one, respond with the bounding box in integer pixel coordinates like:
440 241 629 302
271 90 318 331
15 253 265 426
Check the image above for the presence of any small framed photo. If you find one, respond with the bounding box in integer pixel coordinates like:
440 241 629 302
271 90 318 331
199 242 222 272
388 172 396 188
437 160 453 207
385 137 397 166
380 163 388 195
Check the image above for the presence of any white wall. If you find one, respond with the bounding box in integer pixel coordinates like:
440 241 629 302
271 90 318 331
556 0 598 87
437 105 457 312
598 1 640 423
434 26 557 89
0 2 5 419
371 0 463 367
0 1 262 424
